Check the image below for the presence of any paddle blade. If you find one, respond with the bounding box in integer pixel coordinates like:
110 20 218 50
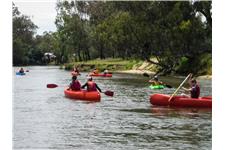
143 73 150 77
165 84 172 88
47 84 58 88
104 91 114 97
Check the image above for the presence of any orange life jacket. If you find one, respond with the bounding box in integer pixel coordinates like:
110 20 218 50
87 81 97 91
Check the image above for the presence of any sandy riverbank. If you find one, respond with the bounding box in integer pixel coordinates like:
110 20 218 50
115 69 212 80
196 75 212 79
115 69 155 75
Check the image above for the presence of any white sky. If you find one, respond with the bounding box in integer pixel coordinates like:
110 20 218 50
14 1 57 35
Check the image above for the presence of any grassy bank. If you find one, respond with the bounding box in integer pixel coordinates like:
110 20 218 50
62 55 211 77
62 58 146 72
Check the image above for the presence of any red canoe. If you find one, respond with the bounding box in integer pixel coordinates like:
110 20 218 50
89 73 112 77
150 94 212 108
64 88 101 102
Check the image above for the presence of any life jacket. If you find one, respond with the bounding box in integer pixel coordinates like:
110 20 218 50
191 84 200 98
87 81 97 91
70 80 81 91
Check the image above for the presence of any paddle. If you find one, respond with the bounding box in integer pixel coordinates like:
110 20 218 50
101 91 114 97
47 84 58 88
46 84 114 97
143 72 172 88
168 73 192 102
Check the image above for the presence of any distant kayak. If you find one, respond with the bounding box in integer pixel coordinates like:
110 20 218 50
149 85 165 89
64 88 101 102
16 72 26 75
89 73 112 77
150 94 212 108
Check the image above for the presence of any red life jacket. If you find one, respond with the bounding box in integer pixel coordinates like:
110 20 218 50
191 84 200 98
70 80 81 91
87 81 97 91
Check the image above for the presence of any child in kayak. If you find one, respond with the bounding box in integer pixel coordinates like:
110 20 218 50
19 68 24 73
81 76 102 92
182 76 200 98
149 76 163 86
69 76 81 91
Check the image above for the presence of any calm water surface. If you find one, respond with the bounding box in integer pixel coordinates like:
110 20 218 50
13 66 211 150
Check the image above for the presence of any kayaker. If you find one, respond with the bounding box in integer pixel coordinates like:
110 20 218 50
92 68 99 74
19 68 24 73
69 76 81 91
81 76 102 92
71 66 80 76
182 77 200 98
149 76 163 86
103 69 109 75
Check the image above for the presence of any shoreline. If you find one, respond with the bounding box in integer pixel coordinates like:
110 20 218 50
114 69 155 75
115 69 212 79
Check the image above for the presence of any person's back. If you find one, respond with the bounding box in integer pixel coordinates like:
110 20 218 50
82 76 102 92
70 76 81 91
87 81 97 91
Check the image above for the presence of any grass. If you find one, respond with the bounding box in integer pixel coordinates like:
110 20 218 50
64 58 144 71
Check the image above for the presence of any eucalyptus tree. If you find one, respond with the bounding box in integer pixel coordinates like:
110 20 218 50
13 3 38 65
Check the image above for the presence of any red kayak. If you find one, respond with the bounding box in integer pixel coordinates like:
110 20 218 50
89 73 112 77
64 88 101 102
150 94 212 108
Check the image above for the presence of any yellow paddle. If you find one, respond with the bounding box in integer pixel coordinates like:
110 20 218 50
168 73 192 102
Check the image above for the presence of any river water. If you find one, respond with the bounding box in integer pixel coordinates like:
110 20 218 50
13 66 211 150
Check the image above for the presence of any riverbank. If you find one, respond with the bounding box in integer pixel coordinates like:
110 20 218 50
63 58 211 79
62 58 149 72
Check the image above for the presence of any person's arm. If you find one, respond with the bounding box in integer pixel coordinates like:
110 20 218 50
159 81 164 85
81 83 87 89
149 80 154 84
95 84 102 92
68 82 72 90
182 87 191 92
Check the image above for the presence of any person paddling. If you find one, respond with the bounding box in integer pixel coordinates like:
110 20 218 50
92 68 99 74
181 74 200 98
69 76 81 91
149 76 163 86
103 68 109 75
71 66 80 76
81 76 102 92
19 68 24 73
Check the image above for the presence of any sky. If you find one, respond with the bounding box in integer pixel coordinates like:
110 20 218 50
14 1 57 35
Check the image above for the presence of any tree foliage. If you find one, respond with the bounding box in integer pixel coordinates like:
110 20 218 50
13 1 212 74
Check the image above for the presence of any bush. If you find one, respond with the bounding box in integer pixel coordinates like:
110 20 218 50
176 53 212 75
